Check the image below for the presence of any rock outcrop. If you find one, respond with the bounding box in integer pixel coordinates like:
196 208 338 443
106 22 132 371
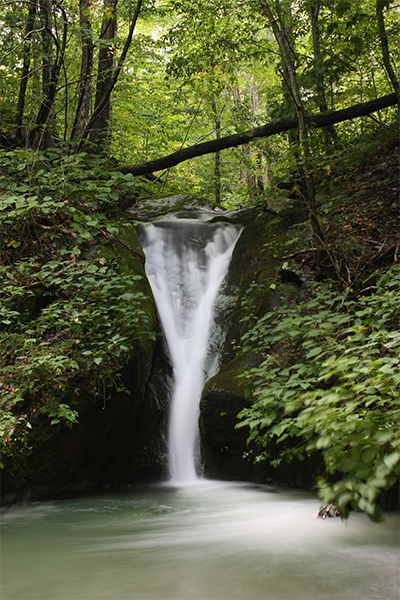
199 207 322 489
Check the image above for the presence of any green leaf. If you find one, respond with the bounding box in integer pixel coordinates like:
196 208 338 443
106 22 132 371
383 452 400 470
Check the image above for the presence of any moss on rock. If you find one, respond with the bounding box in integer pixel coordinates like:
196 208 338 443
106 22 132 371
199 208 320 489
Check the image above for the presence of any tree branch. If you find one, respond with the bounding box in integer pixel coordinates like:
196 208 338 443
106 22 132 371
119 93 398 176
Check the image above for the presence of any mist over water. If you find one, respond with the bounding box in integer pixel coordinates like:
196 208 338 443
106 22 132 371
1 482 399 600
138 220 242 482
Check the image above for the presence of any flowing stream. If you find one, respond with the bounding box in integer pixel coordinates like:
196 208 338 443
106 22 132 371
137 219 242 482
1 218 399 599
1 483 399 599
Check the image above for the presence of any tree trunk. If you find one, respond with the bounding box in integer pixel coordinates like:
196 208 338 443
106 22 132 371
30 3 68 147
71 0 94 141
233 73 258 200
251 76 264 194
259 0 324 251
88 0 118 147
15 1 37 141
275 0 300 155
39 0 52 99
376 0 400 122
256 148 264 193
211 98 221 204
311 0 338 148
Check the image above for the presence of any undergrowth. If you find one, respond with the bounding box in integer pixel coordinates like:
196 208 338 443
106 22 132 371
237 267 400 521
0 147 154 464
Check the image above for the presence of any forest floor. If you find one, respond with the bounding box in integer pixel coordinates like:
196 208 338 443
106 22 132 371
291 128 399 287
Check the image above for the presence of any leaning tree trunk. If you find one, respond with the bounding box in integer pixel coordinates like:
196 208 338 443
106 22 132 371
71 0 94 141
118 94 397 176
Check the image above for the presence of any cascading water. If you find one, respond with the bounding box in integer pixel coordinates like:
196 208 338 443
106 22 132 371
138 219 242 483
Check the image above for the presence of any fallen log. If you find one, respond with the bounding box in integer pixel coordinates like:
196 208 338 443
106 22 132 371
119 93 397 177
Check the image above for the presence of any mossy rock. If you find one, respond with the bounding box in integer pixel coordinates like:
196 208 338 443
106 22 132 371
199 354 265 482
199 355 322 489
221 209 309 363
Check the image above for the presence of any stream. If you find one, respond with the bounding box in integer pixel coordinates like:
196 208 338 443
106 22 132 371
1 481 399 599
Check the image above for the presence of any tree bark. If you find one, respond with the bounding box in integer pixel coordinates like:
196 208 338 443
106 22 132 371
15 1 37 141
376 0 400 122
119 93 397 176
88 0 118 147
71 0 94 141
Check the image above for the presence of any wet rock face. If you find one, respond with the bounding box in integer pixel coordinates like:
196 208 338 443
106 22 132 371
199 209 320 489
128 194 225 222
199 359 322 488
1 338 172 506
199 359 266 483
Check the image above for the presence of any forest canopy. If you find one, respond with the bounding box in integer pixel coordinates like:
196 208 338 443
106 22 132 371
1 0 399 202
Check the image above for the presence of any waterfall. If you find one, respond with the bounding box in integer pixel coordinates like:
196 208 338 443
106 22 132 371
138 219 242 483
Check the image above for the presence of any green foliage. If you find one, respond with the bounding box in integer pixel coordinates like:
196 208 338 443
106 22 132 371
0 410 32 467
237 267 400 520
0 257 153 433
0 148 154 459
0 148 137 215
1 0 398 208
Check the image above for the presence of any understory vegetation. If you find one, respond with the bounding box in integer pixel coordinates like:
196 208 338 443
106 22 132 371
235 129 400 520
237 267 400 521
0 149 155 465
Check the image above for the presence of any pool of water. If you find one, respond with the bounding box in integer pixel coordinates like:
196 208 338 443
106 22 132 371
1 481 399 599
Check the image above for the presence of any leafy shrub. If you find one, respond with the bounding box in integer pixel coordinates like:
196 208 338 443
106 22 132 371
0 148 153 459
0 147 138 259
237 267 400 520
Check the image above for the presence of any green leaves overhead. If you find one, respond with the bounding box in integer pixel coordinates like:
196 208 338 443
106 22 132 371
0 0 398 204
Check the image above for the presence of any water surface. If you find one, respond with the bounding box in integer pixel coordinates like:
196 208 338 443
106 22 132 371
1 481 399 599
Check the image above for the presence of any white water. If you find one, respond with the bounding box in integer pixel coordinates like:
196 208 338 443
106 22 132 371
138 220 241 482
1 483 399 600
